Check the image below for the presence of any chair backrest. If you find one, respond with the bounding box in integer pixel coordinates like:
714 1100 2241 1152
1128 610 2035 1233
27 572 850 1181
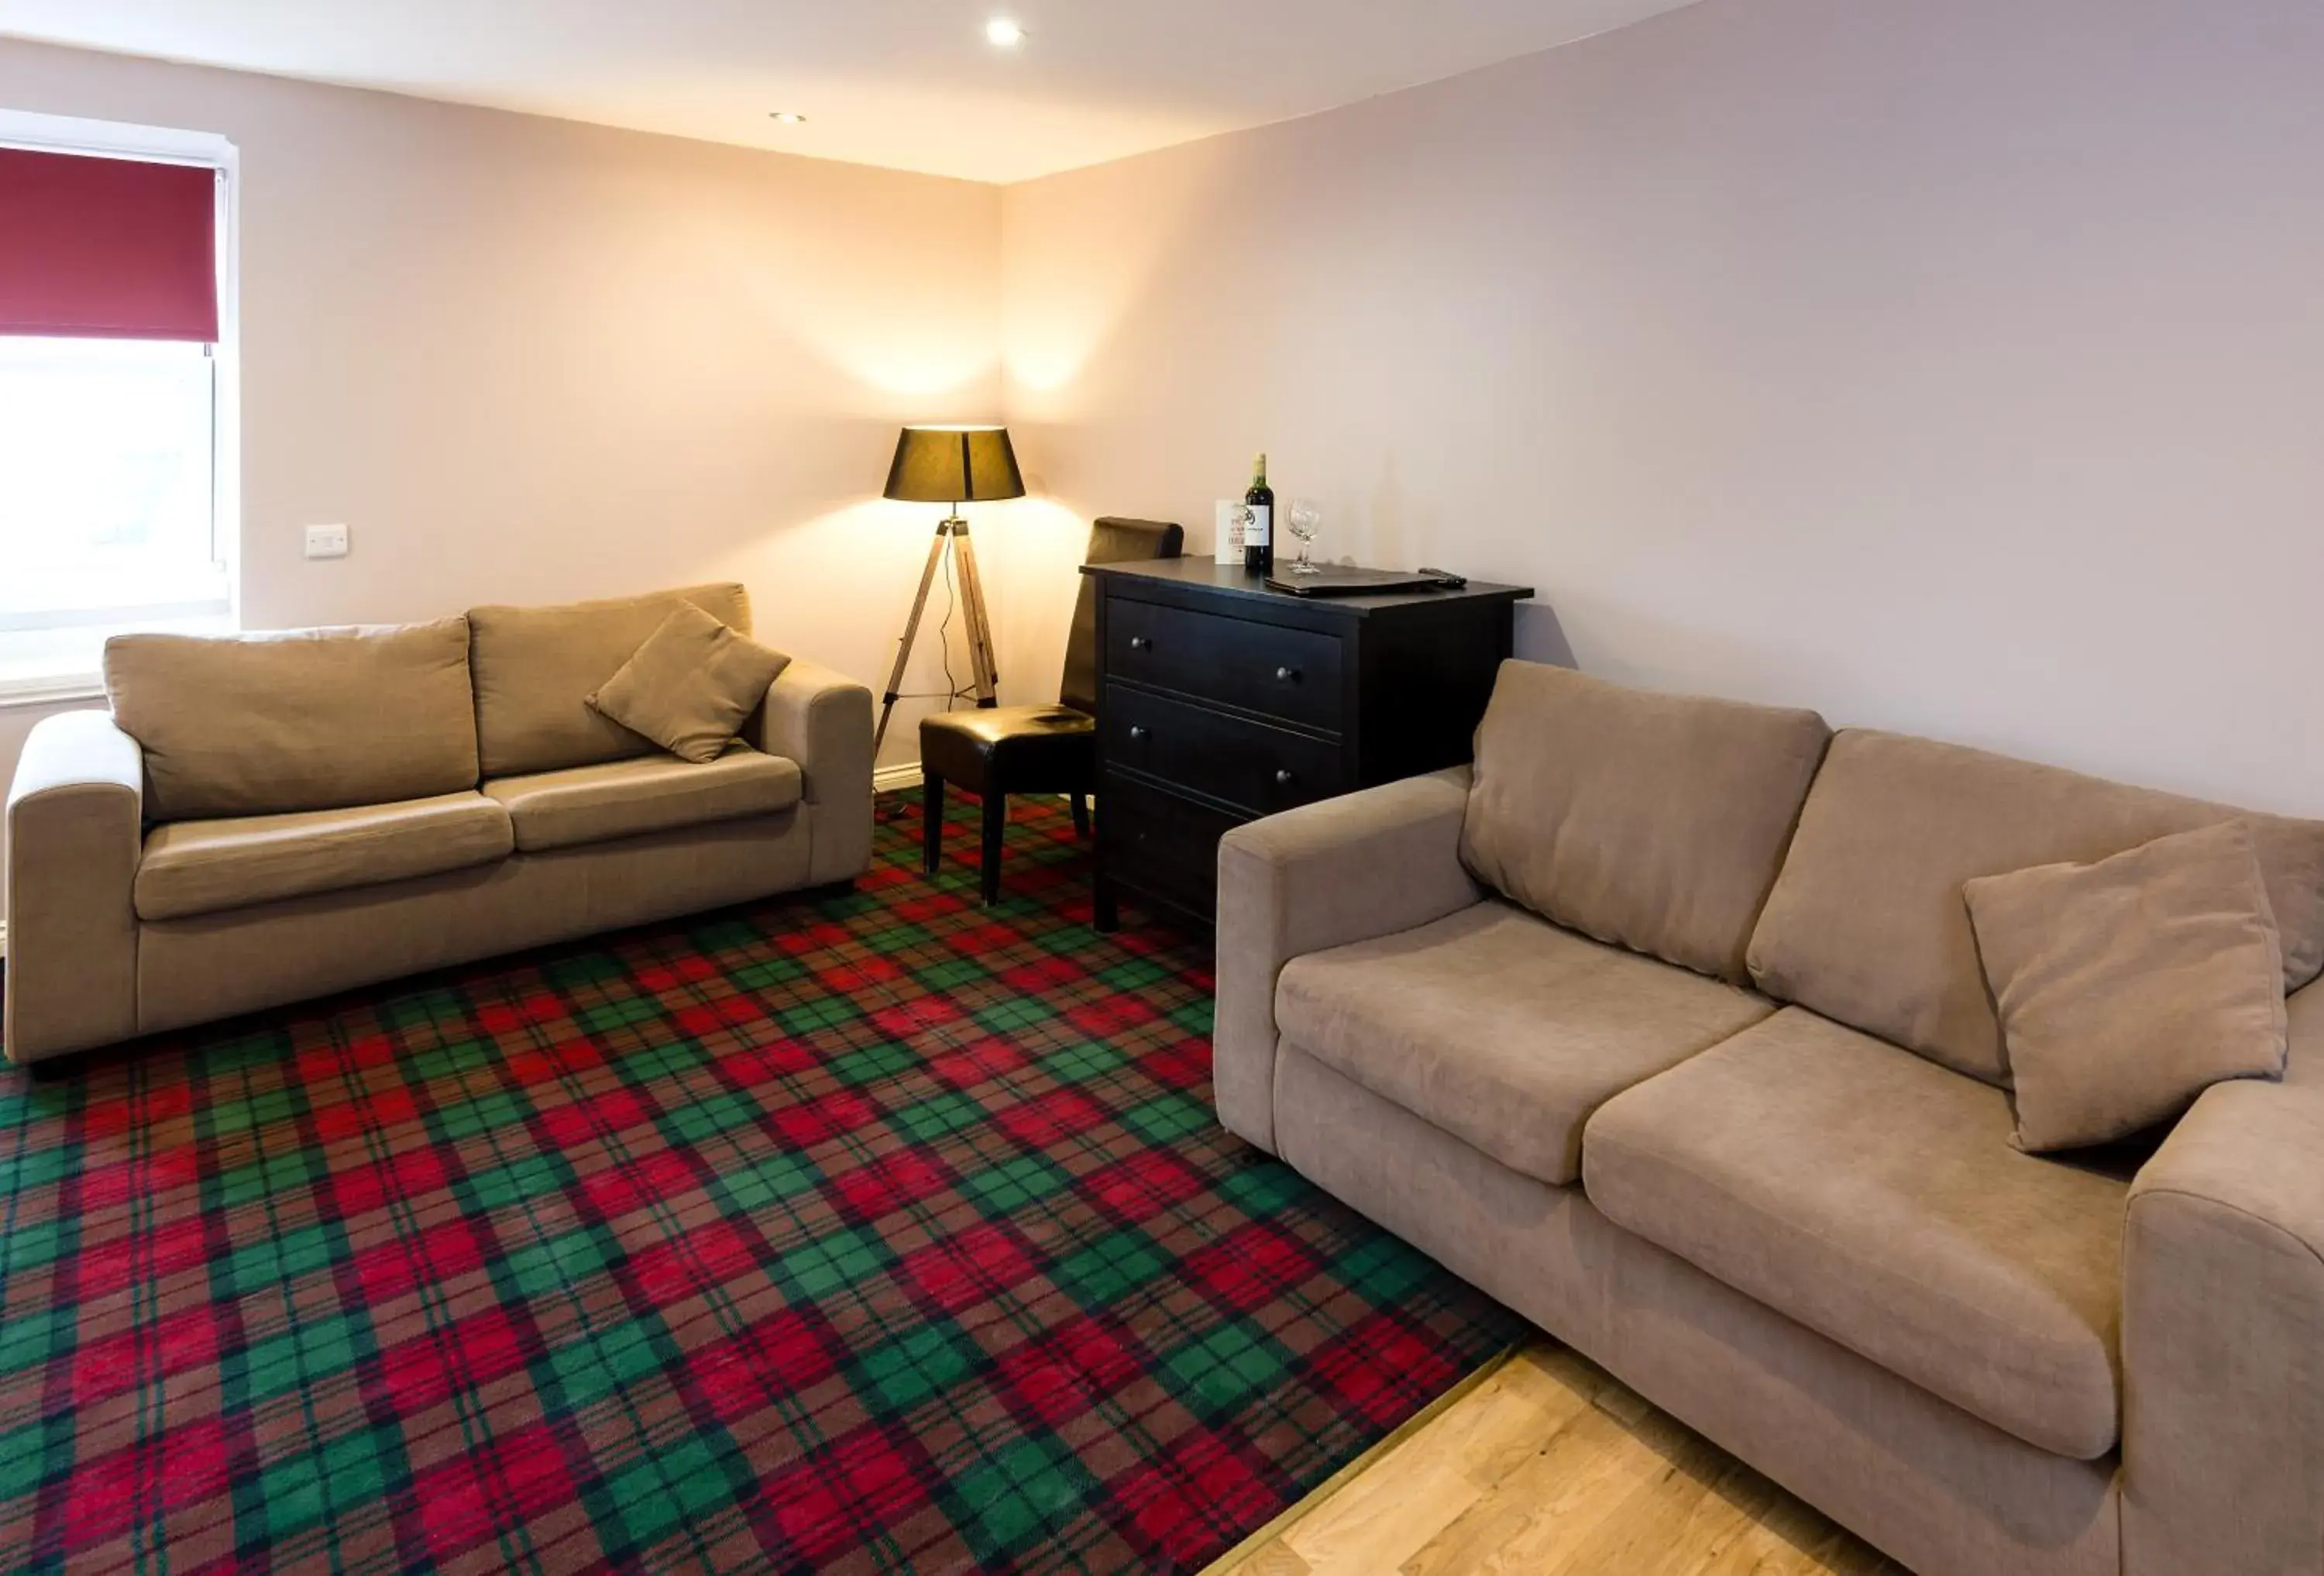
1061 517 1183 714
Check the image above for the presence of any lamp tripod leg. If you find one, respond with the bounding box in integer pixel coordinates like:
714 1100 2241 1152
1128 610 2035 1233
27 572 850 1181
951 520 1001 707
875 521 951 758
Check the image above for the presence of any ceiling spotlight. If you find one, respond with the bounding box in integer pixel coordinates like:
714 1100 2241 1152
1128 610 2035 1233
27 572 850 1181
769 111 807 124
985 18 1025 46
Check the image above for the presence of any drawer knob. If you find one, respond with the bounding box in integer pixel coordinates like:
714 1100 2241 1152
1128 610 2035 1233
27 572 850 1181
1129 635 1153 651
1275 665 1300 683
1129 725 1150 742
1275 769 1296 786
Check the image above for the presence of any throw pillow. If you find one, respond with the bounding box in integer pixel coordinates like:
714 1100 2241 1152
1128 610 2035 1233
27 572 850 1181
1964 820 2288 1153
586 603 791 764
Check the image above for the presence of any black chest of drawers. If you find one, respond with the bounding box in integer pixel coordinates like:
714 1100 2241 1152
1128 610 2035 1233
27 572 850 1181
1083 559 1533 931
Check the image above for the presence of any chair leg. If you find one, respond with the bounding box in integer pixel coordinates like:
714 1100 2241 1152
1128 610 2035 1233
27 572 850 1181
1070 791 1091 839
922 773 944 876
981 791 1006 906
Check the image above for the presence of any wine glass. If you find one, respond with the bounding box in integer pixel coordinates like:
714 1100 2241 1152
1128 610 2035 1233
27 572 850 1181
1287 499 1322 575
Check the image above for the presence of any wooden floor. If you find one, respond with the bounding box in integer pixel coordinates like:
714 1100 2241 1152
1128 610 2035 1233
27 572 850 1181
1208 1342 1907 1576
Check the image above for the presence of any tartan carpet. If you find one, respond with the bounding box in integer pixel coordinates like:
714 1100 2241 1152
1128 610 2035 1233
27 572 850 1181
0 793 1525 1574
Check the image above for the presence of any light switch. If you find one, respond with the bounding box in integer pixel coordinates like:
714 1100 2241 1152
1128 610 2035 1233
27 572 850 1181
304 524 349 559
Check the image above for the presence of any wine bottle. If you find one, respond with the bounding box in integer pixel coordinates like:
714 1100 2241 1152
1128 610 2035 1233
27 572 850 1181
1243 453 1274 576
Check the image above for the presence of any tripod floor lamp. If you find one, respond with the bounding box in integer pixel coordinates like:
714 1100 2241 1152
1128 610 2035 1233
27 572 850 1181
875 425 1026 757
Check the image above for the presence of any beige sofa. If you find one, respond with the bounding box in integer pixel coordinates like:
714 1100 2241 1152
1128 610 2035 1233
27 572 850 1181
1218 659 2324 1576
4 583 872 1063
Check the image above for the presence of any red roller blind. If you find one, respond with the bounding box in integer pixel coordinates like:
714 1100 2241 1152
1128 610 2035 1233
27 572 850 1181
0 146 218 342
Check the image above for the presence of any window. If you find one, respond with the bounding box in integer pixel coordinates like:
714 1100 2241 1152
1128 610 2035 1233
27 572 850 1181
0 112 237 697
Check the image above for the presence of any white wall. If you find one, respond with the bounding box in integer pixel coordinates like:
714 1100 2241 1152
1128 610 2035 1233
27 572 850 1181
0 38 1009 922
1003 0 2324 815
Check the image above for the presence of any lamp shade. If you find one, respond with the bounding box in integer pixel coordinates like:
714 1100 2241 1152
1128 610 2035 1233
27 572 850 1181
884 425 1026 505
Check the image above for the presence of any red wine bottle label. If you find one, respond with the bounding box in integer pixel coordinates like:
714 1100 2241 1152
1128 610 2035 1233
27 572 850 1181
1243 505 1270 546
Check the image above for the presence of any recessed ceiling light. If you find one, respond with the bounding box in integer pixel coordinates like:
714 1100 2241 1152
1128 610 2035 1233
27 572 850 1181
769 111 807 125
985 18 1025 47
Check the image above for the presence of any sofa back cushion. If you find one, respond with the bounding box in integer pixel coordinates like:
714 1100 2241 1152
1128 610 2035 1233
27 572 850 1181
467 583 751 778
1747 729 2324 1085
1458 661 1832 982
106 618 480 822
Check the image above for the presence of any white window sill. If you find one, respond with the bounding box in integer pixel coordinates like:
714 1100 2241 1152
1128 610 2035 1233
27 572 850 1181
0 672 105 708
0 607 231 709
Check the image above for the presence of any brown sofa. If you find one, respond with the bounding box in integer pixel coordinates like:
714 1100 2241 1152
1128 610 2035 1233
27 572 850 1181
4 583 873 1063
1217 659 2324 1576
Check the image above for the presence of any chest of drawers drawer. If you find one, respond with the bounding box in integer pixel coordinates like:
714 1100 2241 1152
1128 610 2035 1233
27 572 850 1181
1105 597 1346 732
1102 683 1348 816
1096 773 1239 919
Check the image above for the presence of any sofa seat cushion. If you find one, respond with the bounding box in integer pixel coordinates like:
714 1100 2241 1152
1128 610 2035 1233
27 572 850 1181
484 745 801 853
135 793 514 922
1276 900 1776 1187
1584 1007 2127 1459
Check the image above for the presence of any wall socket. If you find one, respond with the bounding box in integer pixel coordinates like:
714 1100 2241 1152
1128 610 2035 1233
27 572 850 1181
304 523 349 559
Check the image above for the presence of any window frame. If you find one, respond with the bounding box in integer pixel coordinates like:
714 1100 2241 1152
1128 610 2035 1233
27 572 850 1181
0 108 239 705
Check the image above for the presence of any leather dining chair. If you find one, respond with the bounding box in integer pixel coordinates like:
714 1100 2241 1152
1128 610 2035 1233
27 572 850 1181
920 516 1184 904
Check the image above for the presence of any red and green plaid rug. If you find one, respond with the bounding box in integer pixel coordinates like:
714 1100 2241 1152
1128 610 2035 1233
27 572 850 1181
0 793 1522 1574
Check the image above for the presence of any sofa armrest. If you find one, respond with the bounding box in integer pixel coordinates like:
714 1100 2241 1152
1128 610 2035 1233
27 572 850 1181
1213 767 1483 1154
4 711 145 1062
2123 996 2324 1576
756 659 873 885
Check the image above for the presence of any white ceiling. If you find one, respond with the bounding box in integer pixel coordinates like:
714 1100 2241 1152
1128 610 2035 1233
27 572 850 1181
0 0 1701 184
